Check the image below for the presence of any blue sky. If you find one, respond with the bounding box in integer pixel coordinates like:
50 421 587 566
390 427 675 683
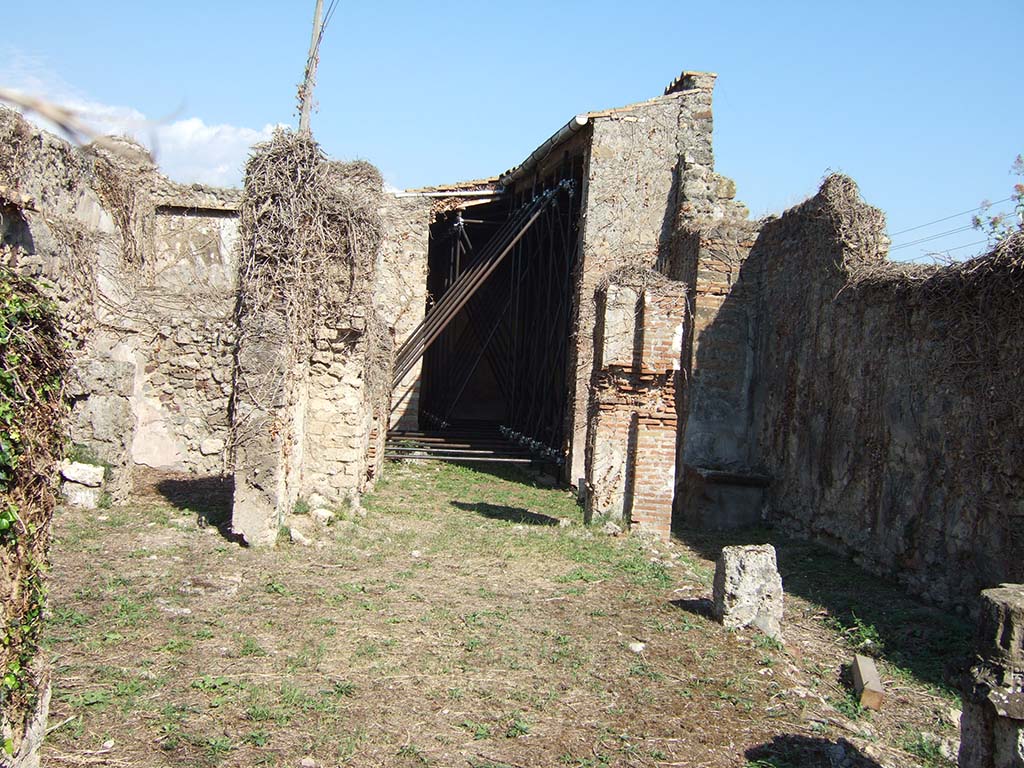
2 0 1021 261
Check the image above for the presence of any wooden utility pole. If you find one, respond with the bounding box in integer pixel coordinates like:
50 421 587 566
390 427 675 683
298 0 325 134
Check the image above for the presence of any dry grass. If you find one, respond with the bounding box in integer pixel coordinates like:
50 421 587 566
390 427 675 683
42 461 966 767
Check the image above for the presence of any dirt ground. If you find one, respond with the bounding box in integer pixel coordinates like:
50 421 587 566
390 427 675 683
41 460 969 767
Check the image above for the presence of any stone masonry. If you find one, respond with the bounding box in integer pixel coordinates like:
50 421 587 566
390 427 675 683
0 107 429 525
960 584 1024 767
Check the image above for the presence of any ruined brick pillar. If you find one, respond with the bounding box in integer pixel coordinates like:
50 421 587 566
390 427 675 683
960 584 1024 768
585 274 686 539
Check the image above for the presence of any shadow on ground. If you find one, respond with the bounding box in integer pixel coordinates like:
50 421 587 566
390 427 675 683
670 597 715 618
156 475 240 543
447 459 566 490
674 525 972 694
450 500 560 526
745 735 883 768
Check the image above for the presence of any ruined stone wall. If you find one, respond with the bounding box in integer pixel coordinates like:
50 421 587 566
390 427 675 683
748 175 1024 606
586 276 686 537
302 309 385 503
567 80 718 488
2 109 135 496
377 195 431 431
230 137 389 546
0 108 241 490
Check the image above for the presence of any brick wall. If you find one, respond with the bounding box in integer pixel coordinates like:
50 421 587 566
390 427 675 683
586 276 686 538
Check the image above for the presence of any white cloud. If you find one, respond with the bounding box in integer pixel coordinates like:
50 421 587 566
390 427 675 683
0 49 281 187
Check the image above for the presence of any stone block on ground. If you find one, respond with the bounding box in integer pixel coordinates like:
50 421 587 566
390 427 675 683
60 460 105 487
61 483 102 509
712 543 784 641
312 507 335 527
199 437 225 456
852 653 884 710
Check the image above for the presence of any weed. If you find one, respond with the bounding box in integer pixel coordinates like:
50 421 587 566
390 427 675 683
396 744 429 764
191 675 235 692
556 567 601 583
754 634 784 651
460 719 492 740
616 554 673 588
504 714 530 738
244 729 271 747
330 680 357 697
204 735 234 760
50 606 90 627
158 636 192 654
355 641 379 659
72 689 112 708
902 732 947 767
628 661 663 681
832 690 865 720
264 580 287 595
238 636 267 657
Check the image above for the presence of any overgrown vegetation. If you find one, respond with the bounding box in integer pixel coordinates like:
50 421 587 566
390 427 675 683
232 129 393 484
973 154 1024 245
237 129 384 336
0 267 67 760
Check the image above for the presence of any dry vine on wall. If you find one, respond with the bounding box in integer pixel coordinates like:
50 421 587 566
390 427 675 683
0 268 67 764
233 129 388 471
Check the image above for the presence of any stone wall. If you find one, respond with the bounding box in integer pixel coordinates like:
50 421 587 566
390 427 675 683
377 195 431 431
229 138 390 545
567 78 718 488
747 175 1024 606
0 108 241 491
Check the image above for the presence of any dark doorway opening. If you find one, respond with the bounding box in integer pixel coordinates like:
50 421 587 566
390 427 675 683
393 154 584 468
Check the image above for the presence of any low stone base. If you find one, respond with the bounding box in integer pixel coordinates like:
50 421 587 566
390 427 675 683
713 544 784 641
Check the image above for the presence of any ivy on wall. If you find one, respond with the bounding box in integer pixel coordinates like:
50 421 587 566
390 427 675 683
0 266 67 759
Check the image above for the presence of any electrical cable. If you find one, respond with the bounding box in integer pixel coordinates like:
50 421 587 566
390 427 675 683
890 224 976 251
889 197 1012 237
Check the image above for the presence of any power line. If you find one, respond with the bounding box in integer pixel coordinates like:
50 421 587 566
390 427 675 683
896 239 989 264
938 239 988 253
890 223 975 251
319 0 340 43
888 197 1012 237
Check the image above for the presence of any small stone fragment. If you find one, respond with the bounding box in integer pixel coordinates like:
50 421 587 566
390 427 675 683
61 484 101 509
628 641 646 654
290 527 313 547
312 508 335 527
60 460 105 487
602 521 622 536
